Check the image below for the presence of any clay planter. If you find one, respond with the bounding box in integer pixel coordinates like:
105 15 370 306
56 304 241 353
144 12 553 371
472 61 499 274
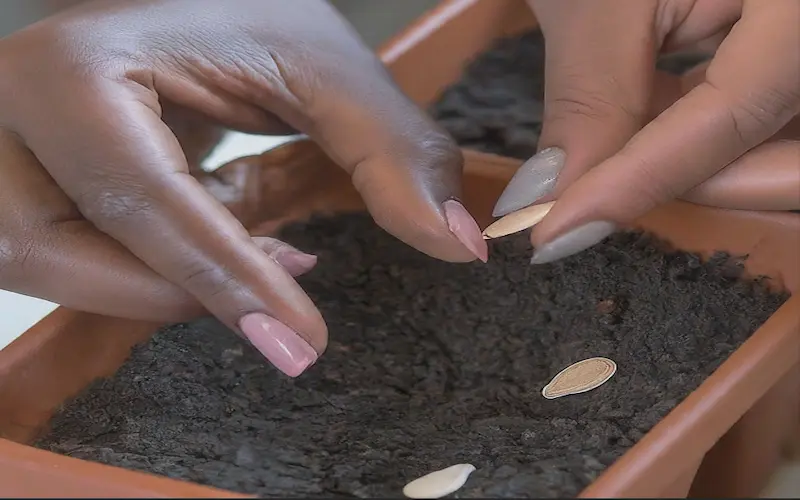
0 0 798 497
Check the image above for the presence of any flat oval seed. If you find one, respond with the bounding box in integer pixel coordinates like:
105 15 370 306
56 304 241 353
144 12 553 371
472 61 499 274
482 201 556 239
542 357 617 399
403 464 476 499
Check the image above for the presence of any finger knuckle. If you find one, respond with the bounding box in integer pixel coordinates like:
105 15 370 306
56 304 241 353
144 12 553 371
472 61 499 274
617 149 679 208
27 21 124 78
258 50 307 102
747 85 800 124
0 234 37 286
706 79 800 146
221 47 310 109
549 77 647 128
416 127 463 168
180 263 240 301
351 119 461 192
75 183 154 234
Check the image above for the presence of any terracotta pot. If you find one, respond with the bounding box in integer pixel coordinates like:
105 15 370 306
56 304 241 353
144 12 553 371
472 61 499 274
0 0 798 497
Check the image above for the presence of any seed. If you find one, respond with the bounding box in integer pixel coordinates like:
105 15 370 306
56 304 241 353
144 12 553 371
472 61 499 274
541 357 617 399
482 201 556 240
595 299 617 315
402 464 476 498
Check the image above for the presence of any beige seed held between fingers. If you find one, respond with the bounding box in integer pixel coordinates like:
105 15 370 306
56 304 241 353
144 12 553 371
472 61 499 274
541 357 617 399
482 201 556 240
402 464 476 499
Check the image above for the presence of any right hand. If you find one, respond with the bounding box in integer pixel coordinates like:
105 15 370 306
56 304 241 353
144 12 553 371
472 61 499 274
492 0 798 266
0 0 487 377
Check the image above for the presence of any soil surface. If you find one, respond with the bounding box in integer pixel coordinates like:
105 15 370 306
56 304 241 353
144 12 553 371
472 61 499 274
38 215 785 498
428 30 711 159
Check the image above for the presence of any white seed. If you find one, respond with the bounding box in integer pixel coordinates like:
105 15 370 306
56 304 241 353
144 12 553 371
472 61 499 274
402 463 476 499
541 357 617 399
482 201 556 240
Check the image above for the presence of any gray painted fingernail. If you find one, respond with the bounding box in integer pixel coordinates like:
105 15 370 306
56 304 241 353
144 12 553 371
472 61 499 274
530 221 616 265
492 147 566 217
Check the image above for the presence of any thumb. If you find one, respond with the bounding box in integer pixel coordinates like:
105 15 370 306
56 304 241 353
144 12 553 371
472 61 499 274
249 37 488 263
492 0 658 217
311 90 489 263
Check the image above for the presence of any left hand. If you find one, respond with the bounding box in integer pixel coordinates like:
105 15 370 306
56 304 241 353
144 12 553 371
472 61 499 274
0 0 487 378
0 129 319 322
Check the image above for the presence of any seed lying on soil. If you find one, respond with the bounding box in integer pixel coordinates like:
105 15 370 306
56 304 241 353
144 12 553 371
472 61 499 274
541 357 617 399
482 201 555 240
402 464 476 499
595 299 617 315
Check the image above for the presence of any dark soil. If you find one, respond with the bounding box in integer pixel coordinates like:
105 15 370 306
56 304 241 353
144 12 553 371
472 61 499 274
37 214 786 498
428 30 712 159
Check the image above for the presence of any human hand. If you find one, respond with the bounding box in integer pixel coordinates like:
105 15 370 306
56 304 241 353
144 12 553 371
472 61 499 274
0 0 487 377
492 0 799 264
0 130 320 321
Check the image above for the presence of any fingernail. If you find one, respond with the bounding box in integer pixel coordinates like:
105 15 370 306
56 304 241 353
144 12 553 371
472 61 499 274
271 247 318 276
442 199 488 263
531 221 616 265
493 147 566 217
239 313 318 377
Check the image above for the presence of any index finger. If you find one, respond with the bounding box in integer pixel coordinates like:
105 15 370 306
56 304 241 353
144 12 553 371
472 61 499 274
530 0 800 261
14 83 327 378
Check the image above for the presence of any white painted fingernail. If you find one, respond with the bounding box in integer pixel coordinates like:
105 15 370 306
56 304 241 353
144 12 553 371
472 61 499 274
531 221 616 265
492 147 566 217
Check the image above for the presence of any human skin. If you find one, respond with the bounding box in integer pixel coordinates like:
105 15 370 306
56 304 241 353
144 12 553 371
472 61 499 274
493 0 800 264
0 0 488 377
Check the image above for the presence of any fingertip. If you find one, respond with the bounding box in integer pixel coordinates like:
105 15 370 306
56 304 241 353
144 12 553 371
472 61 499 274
284 253 318 276
239 312 319 377
253 237 319 276
530 220 616 265
442 199 489 263
492 147 567 217
336 114 481 263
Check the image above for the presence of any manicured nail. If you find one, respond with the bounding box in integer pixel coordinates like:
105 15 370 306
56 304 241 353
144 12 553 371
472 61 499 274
493 147 566 217
442 199 489 263
270 247 318 276
530 221 616 265
239 313 318 377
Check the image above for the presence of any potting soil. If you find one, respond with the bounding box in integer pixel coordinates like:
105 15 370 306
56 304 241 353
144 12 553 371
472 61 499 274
428 30 711 159
37 216 786 498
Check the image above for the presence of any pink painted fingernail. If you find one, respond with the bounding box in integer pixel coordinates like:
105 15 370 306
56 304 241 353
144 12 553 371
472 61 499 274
239 313 318 377
275 250 318 276
442 199 489 263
